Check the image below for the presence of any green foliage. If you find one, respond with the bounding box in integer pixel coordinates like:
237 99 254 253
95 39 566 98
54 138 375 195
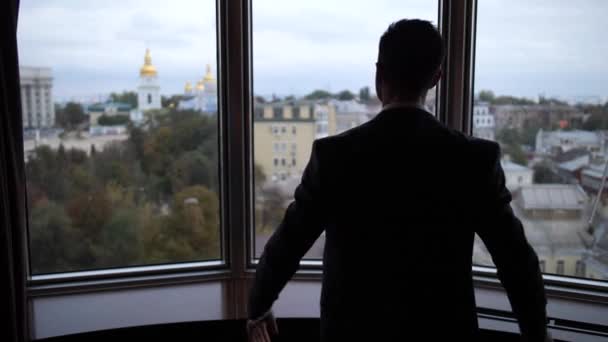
255 96 267 104
538 96 568 106
26 108 221 274
98 114 130 126
55 102 87 129
533 163 561 183
477 90 495 102
161 95 185 109
496 128 522 146
503 144 528 166
582 113 608 131
304 89 332 100
256 186 286 234
492 95 536 105
110 91 138 108
336 90 355 101
477 90 535 106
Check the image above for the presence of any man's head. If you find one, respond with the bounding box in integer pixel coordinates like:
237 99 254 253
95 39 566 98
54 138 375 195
376 19 444 104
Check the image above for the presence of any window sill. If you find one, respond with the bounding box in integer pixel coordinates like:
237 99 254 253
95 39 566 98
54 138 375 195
28 260 229 297
473 265 608 304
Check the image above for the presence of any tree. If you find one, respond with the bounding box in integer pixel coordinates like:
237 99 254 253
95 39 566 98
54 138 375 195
533 163 560 183
477 90 495 103
359 86 371 102
28 200 81 274
583 113 608 131
165 185 221 260
161 95 185 109
538 96 568 106
255 96 267 104
496 128 522 146
304 89 332 100
98 114 130 126
336 90 355 101
504 144 528 166
110 91 138 108
257 186 286 234
56 102 87 130
492 95 535 105
169 150 215 193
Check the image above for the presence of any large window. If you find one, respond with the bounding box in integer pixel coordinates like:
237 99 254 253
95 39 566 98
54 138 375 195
252 0 439 259
472 0 608 281
18 1 221 275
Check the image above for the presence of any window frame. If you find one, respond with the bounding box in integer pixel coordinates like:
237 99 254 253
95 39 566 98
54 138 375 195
464 0 608 296
25 0 231 288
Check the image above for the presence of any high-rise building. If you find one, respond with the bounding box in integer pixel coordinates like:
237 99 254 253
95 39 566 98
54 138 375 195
137 49 161 111
20 66 54 129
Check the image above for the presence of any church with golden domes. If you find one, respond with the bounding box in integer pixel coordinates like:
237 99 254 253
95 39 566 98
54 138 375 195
179 64 218 113
137 49 162 112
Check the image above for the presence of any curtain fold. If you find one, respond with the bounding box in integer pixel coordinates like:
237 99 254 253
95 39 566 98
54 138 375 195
0 0 30 341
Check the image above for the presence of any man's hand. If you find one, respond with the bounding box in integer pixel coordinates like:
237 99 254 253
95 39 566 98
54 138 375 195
247 311 278 342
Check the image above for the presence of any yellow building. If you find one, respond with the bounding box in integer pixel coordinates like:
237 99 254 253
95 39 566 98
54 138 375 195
254 101 317 183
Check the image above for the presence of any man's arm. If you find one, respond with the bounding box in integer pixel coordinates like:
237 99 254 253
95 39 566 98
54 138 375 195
475 143 548 341
248 141 327 320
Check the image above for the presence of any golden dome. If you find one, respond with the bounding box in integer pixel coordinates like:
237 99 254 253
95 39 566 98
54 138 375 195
203 64 215 82
185 81 192 92
195 80 205 91
139 48 158 77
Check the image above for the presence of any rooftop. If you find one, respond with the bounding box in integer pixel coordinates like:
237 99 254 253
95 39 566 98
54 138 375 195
558 155 591 172
88 102 133 112
501 160 531 172
539 129 600 143
516 184 588 211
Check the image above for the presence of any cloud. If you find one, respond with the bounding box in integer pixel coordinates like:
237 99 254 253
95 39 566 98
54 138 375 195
16 0 608 100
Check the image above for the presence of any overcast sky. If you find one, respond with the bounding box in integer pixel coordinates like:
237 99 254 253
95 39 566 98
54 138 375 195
17 0 608 102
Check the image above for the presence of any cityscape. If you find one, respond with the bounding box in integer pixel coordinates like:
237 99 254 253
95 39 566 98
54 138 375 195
21 45 608 280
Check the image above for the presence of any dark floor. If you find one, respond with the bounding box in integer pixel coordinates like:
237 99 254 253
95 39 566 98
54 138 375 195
37 318 541 342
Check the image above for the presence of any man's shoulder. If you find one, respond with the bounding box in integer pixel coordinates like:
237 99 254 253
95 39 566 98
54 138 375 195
313 118 376 152
313 111 501 163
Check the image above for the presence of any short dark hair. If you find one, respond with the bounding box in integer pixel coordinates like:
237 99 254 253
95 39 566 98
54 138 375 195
378 19 444 96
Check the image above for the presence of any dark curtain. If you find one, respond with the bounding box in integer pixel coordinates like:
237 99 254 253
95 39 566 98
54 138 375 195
0 0 30 341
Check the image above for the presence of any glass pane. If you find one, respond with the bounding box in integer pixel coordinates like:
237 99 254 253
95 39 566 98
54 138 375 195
473 0 608 281
19 1 221 275
253 0 439 259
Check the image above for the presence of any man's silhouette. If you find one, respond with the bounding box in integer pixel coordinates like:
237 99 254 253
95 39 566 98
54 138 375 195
247 19 549 341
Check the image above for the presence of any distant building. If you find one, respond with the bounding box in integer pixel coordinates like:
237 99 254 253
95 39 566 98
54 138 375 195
494 104 585 132
513 184 591 277
20 66 54 129
472 102 495 141
137 49 161 111
179 64 218 113
501 160 532 191
581 162 608 194
312 101 337 139
585 223 608 280
556 154 591 183
87 101 133 135
87 102 132 125
330 99 371 135
253 101 316 186
535 129 603 156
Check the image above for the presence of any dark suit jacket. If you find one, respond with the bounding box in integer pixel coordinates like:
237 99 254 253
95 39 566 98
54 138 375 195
249 107 547 341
